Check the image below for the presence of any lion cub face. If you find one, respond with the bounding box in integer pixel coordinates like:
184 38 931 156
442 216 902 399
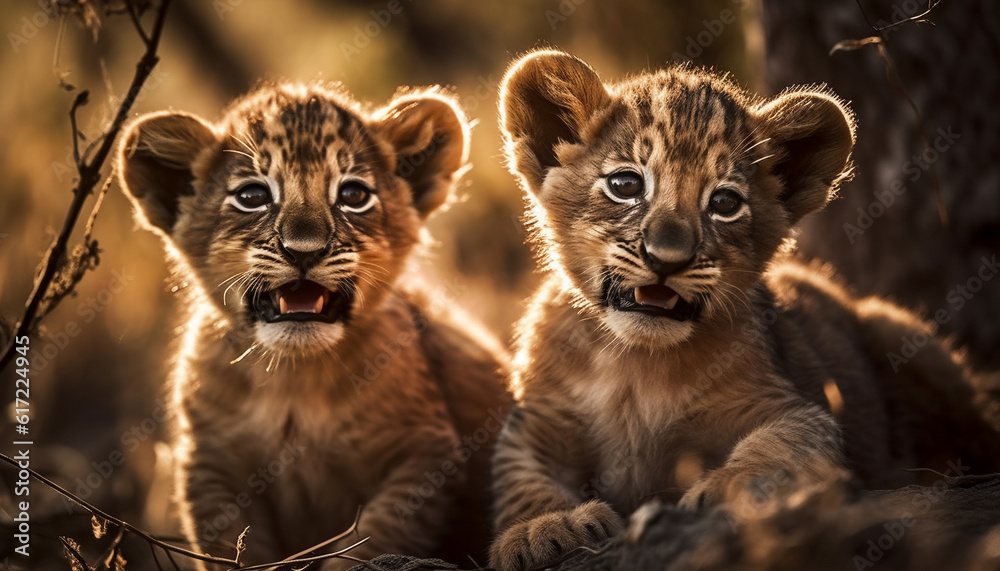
500 51 854 347
118 83 469 355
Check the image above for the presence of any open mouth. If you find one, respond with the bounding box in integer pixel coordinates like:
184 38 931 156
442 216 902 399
250 279 354 324
603 277 700 322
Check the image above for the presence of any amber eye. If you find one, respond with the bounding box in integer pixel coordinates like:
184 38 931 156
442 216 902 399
338 181 376 213
708 187 744 218
606 171 644 202
231 183 272 212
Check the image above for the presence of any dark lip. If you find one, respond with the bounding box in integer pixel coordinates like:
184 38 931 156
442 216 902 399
601 276 700 322
249 279 355 324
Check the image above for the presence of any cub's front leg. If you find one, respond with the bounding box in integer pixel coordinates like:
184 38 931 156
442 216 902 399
317 434 465 571
178 439 283 568
678 400 849 514
489 407 624 571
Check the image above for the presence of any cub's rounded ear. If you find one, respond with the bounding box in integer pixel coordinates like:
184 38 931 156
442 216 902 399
376 91 470 219
753 90 856 224
117 111 218 236
500 50 611 192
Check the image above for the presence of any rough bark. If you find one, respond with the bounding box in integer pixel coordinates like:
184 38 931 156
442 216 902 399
760 0 1000 370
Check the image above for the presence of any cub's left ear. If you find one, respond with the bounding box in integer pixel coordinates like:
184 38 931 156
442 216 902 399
754 91 855 224
376 91 470 218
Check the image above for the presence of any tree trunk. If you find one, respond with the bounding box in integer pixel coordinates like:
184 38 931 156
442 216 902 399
761 0 1000 370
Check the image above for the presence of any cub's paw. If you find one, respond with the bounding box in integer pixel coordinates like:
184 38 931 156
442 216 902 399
679 467 805 514
678 467 755 511
489 501 624 571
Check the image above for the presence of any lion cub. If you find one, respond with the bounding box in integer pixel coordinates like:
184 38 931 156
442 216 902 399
117 82 510 568
489 50 1000 570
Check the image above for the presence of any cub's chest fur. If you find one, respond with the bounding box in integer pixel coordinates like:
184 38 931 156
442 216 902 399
533 290 771 505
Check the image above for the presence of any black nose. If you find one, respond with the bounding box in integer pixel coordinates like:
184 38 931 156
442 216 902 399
640 217 697 277
278 241 328 270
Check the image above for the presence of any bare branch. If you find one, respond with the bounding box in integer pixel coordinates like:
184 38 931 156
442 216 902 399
0 0 172 375
282 506 363 561
150 541 167 571
128 2 152 46
162 544 183 571
873 0 942 32
70 90 89 168
235 538 369 571
844 0 949 226
82 171 114 242
0 452 238 566
53 15 75 91
2 452 372 569
60 536 91 570
99 526 127 570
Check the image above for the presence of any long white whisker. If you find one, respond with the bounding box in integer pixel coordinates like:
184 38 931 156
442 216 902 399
223 148 255 161
230 344 259 365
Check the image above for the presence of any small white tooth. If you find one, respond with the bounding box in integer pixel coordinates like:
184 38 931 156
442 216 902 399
278 295 288 314
664 295 679 310
313 295 324 313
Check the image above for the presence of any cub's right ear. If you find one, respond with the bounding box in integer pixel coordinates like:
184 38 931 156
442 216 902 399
117 111 218 235
500 50 611 192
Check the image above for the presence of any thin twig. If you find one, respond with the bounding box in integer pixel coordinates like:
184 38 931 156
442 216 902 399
849 0 949 225
60 536 91 569
100 526 127 570
282 507 363 562
52 14 73 91
1 452 371 569
162 543 183 571
150 541 166 571
0 452 238 566
35 172 115 324
239 509 367 571
82 173 114 242
70 91 89 168
873 0 942 31
235 538 369 571
0 0 172 375
127 2 151 46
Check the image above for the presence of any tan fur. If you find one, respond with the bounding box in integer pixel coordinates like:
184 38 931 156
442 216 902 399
116 82 511 569
489 50 1000 571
